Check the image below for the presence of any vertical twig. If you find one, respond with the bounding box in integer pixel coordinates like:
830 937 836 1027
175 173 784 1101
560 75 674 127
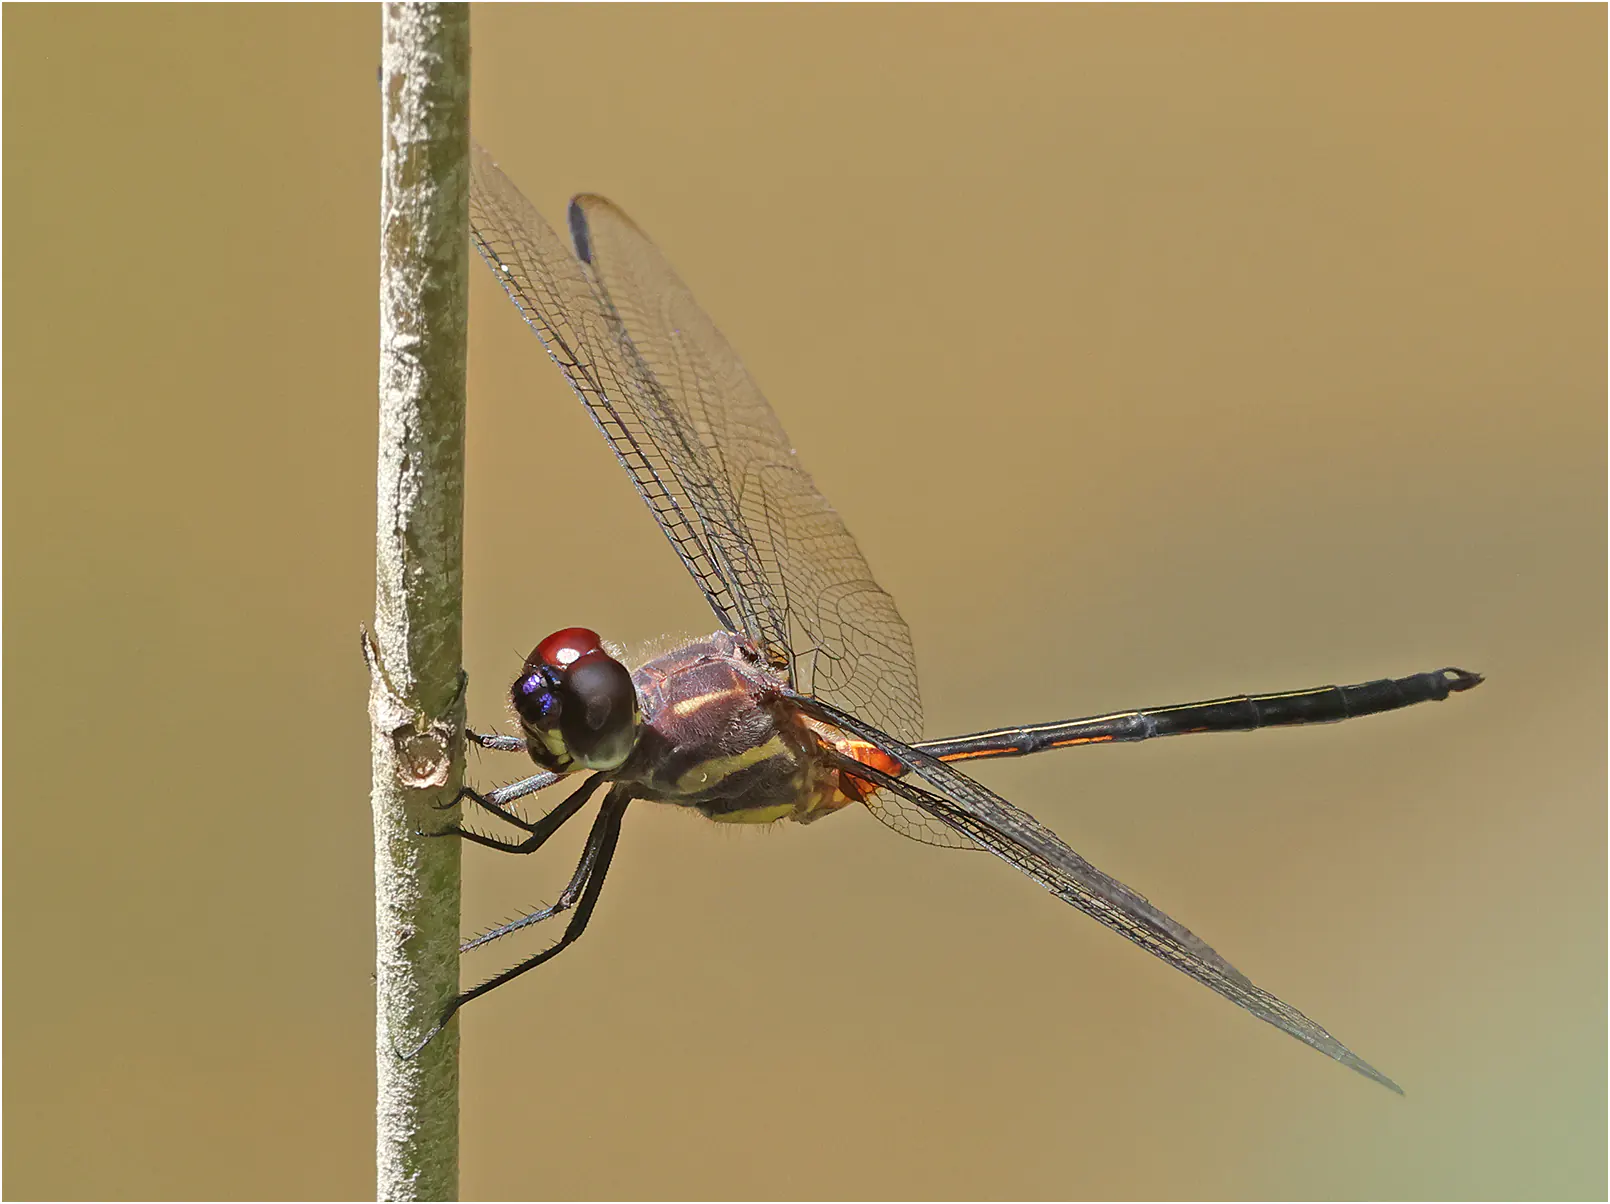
370 4 469 1200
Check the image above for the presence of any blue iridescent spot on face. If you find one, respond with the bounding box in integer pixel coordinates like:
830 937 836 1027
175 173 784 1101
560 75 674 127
516 673 559 721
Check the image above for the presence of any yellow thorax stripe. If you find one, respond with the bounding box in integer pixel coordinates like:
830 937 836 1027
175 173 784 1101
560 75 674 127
670 686 741 718
673 735 787 795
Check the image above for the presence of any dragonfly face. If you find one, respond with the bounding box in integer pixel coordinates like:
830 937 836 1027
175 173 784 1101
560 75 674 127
511 627 640 773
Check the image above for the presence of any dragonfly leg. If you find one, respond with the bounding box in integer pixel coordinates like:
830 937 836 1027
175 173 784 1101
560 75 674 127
458 812 611 953
450 826 548 854
443 771 607 853
439 771 566 833
435 778 534 817
399 785 632 1058
467 728 525 753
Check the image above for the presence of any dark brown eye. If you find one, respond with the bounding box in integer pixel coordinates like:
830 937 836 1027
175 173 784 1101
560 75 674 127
560 650 637 761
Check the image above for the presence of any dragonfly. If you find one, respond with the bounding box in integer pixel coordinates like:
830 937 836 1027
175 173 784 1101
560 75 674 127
417 143 1483 1091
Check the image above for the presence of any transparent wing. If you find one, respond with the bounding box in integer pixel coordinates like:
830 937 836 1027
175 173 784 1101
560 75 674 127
569 192 922 743
470 145 922 745
470 146 751 643
797 691 1403 1093
863 787 977 850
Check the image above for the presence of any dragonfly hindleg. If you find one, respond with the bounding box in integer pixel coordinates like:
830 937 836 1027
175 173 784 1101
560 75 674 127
401 785 632 1059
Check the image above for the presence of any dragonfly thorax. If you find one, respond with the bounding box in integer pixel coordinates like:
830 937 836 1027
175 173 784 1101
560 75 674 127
617 632 853 825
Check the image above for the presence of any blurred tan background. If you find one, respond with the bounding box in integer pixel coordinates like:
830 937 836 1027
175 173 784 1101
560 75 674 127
5 4 1603 1199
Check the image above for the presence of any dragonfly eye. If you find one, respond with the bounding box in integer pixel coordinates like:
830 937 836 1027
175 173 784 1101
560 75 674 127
533 626 606 671
514 629 640 771
560 650 639 767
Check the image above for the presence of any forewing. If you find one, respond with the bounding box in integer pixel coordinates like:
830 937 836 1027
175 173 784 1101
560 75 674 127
469 145 750 642
566 193 922 744
796 691 1403 1093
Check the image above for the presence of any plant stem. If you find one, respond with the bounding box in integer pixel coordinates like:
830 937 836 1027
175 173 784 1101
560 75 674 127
370 4 470 1199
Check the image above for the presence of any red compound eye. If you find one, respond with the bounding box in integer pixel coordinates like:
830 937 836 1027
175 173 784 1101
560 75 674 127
530 627 605 672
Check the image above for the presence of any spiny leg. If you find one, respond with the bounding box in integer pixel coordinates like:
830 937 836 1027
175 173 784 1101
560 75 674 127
435 770 564 833
400 786 633 1058
467 728 525 753
441 771 607 853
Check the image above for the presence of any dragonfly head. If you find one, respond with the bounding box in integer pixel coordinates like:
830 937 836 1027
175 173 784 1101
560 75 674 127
512 627 640 773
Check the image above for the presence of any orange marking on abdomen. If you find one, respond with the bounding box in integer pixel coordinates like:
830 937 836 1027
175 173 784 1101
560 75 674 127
832 739 904 803
936 747 997 762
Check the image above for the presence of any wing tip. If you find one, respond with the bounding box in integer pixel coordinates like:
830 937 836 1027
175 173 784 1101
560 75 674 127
1365 1062 1403 1088
1352 1058 1406 1096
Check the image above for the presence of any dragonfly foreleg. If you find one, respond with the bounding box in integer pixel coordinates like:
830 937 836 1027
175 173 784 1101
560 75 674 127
451 771 607 851
440 768 565 832
432 769 559 819
467 728 525 753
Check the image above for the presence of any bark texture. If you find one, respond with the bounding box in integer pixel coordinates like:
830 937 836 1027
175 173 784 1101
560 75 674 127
370 5 470 1199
